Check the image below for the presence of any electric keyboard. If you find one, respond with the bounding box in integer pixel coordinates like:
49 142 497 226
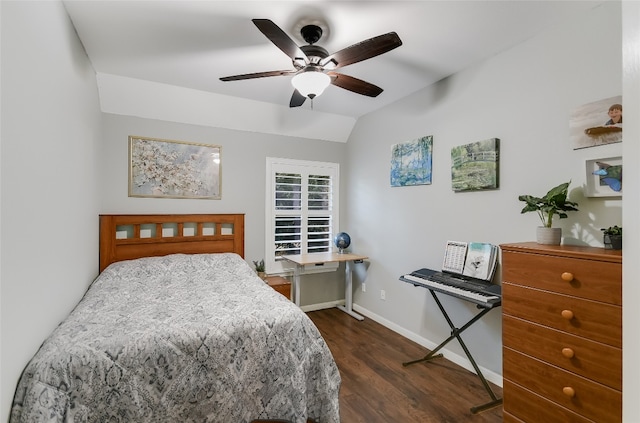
401 268 501 308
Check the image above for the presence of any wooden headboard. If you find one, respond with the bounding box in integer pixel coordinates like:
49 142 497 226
99 214 245 272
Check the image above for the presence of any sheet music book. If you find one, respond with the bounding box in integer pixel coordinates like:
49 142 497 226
442 240 498 282
442 241 468 274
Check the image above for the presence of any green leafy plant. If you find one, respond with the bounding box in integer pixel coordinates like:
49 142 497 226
518 181 579 228
601 225 622 236
253 259 265 273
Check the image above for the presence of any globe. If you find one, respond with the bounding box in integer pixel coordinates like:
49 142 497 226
334 232 351 253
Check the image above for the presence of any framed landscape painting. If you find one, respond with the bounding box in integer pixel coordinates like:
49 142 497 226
129 136 221 199
451 138 500 192
390 135 433 187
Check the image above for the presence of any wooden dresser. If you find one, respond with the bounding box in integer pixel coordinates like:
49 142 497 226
500 242 622 423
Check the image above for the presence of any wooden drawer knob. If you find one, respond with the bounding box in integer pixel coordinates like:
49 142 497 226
561 272 574 282
561 309 574 320
562 347 575 358
563 386 576 398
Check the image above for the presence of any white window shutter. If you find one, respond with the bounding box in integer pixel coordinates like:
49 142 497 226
265 158 339 275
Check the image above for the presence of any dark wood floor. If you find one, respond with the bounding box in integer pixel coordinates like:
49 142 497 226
307 308 503 423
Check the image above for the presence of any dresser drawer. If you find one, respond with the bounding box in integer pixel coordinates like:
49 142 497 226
504 348 621 423
503 380 593 423
502 411 525 423
503 315 621 389
503 283 621 347
502 250 621 305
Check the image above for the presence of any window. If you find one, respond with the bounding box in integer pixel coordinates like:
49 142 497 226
265 158 339 274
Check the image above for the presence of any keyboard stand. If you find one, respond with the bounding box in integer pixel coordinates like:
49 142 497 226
402 290 503 414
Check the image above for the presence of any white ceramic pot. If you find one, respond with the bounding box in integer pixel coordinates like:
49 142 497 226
536 227 562 245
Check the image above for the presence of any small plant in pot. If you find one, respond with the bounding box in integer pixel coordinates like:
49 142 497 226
253 259 266 280
518 181 579 245
601 225 622 250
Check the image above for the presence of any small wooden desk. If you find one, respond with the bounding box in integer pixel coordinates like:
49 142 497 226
282 252 368 320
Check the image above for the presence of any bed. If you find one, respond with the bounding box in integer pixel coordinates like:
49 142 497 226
10 214 341 423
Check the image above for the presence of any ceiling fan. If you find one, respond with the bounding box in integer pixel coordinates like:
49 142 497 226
219 19 402 108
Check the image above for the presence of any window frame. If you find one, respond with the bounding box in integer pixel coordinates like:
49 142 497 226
265 157 340 275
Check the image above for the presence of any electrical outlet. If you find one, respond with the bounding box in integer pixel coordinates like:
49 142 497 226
362 283 366 293
380 290 386 300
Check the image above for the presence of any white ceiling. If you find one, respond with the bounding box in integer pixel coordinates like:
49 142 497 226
62 1 604 119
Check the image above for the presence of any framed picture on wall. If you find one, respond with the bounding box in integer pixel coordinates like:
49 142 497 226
570 95 622 150
451 138 500 192
390 135 433 187
585 156 622 197
128 136 221 199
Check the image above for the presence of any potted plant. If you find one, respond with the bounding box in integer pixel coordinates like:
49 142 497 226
601 225 622 250
518 181 579 245
253 259 266 280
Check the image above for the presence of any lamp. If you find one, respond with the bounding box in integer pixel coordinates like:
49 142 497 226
291 68 330 99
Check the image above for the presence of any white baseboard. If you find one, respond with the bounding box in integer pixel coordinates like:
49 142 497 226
351 303 503 388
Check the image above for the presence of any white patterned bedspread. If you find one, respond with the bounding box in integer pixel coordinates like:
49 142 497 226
10 253 341 423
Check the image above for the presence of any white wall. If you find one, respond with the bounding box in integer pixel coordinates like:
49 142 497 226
345 2 622 381
622 1 640 420
97 73 357 144
2 0 638 421
99 113 349 306
0 1 102 419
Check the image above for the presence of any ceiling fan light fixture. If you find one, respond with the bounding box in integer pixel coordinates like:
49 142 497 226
220 19 403 108
291 69 330 99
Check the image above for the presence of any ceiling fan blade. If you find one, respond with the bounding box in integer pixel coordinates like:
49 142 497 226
252 19 308 63
290 89 307 107
220 69 296 82
328 72 383 97
321 32 402 70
